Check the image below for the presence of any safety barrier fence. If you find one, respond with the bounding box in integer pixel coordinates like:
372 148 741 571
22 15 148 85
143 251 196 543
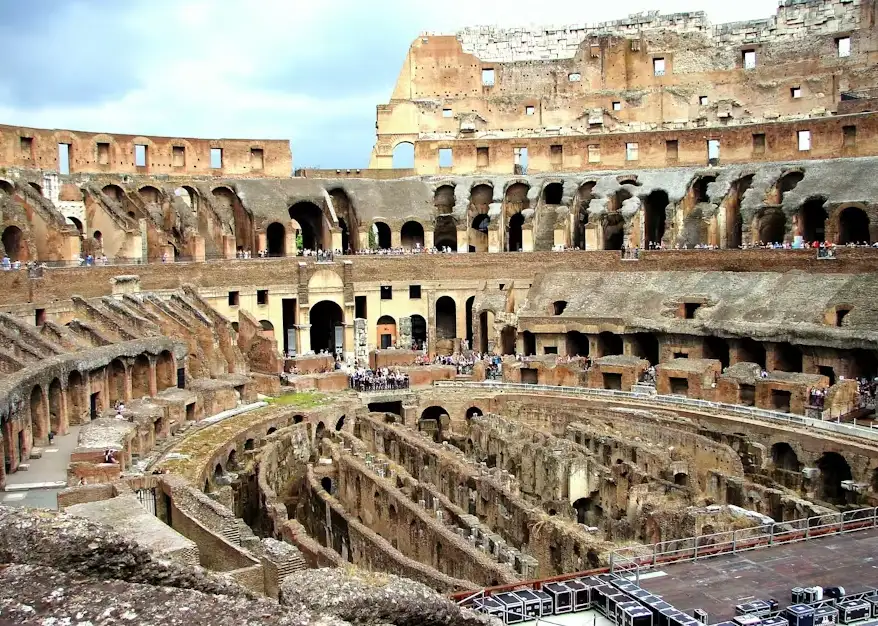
450 507 878 603
432 381 878 443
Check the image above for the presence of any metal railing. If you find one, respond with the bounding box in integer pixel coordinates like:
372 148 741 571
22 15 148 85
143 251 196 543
432 381 878 443
610 507 878 583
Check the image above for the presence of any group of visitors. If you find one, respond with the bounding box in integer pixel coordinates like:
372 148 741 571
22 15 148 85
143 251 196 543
351 245 457 256
807 387 827 409
298 249 335 261
349 367 410 392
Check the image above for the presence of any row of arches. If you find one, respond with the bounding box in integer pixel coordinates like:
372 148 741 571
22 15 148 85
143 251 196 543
5 351 177 476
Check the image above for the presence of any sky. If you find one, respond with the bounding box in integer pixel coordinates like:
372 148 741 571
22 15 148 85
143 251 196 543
0 0 779 170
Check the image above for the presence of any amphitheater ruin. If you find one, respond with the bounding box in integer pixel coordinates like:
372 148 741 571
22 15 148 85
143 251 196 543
1 0 878 623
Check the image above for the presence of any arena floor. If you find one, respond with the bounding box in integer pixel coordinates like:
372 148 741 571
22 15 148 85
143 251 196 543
639 527 878 621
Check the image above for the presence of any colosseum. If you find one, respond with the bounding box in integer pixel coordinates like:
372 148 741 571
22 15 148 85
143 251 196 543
1 0 877 624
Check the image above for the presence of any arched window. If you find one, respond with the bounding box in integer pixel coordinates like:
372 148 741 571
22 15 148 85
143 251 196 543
266 222 286 256
837 207 871 244
392 142 414 169
400 221 425 249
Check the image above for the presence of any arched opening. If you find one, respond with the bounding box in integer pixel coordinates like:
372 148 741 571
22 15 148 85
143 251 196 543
0 180 13 195
266 222 286 257
574 182 596 249
338 218 350 252
335 414 346 431
1 226 24 262
214 463 223 480
523 331 536 356
771 442 801 472
108 359 126 406
500 325 516 356
566 331 589 357
227 449 237 470
778 171 804 200
213 186 252 253
643 190 669 246
289 202 325 251
774 342 803 372
507 213 524 252
244 438 255 451
310 300 344 354
816 452 852 505
315 421 326 439
674 472 689 487
572 497 602 525
420 406 448 441
543 183 563 205
259 320 275 339
411 314 427 350
703 336 730 370
372 222 391 249
67 216 84 233
28 182 42 195
267 426 278 435
692 176 716 204
850 349 878 379
293 415 304 424
131 355 151 398
392 142 414 169
466 407 483 419
738 338 766 368
376 315 396 349
756 209 786 244
48 378 62 435
30 385 47 442
726 175 754 249
434 215 457 250
632 333 659 365
176 186 198 213
465 296 475 348
156 351 175 391
598 332 623 356
434 185 455 213
435 296 457 343
798 198 827 242
138 186 160 204
67 371 85 425
602 214 625 250
321 476 333 493
400 221 425 250
470 214 489 253
837 207 871 244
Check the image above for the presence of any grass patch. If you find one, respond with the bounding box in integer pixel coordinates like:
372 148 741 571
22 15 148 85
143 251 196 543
266 391 329 408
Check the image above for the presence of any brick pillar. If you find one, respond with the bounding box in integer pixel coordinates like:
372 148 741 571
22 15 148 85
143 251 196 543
456 229 467 253
391 228 402 248
148 358 158 397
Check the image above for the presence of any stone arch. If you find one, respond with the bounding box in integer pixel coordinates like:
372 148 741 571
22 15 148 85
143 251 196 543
797 197 828 243
434 185 455 213
573 182 597 249
465 406 483 419
771 442 801 472
691 175 717 204
643 190 669 247
244 438 255 450
377 315 396 349
566 331 589 357
725 174 754 249
543 182 563 205
420 406 448 439
108 358 126 406
310 300 344 354
371 222 391 249
674 472 689 487
602 213 625 250
67 216 84 234
754 208 786 244
138 185 161 204
0 179 13 195
400 221 425 249
816 451 852 504
598 332 623 356
227 448 238 469
289 202 327 251
315 421 326 439
293 415 304 424
837 206 871 244
131 354 151 398
507 213 524 252
176 185 199 213
469 213 490 253
335 414 346 431
156 350 175 391
777 170 804 200
434 215 457 250
30 385 47 442
1 226 26 262
266 222 286 256
573 496 602 525
48 378 63 435
435 296 456 341
259 320 275 339
411 314 427 350
67 371 86 425
102 184 125 201
392 142 414 169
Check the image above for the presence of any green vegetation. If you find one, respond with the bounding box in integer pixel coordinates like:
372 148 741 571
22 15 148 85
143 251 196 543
266 391 328 408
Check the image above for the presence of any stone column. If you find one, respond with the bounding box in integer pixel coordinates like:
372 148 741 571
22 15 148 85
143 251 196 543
286 222 298 256
522 227 534 252
297 324 312 354
457 229 468 252
354 318 368 367
391 228 402 248
331 230 343 252
424 229 435 249
148 357 158 397
398 316 412 350
343 322 355 363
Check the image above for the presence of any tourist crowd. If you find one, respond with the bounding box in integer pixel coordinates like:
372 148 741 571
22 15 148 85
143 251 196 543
349 367 410 392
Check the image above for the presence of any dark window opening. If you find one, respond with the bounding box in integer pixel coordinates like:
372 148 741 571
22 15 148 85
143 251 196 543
257 290 268 305
521 368 538 384
740 384 756 406
670 377 689 396
409 285 421 299
380 286 392 300
544 346 558 355
35 308 46 326
228 291 239 306
355 295 367 319
684 302 701 319
552 301 567 315
544 182 563 204
752 133 766 155
818 365 836 386
771 389 792 413
603 373 623 390
836 308 851 327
